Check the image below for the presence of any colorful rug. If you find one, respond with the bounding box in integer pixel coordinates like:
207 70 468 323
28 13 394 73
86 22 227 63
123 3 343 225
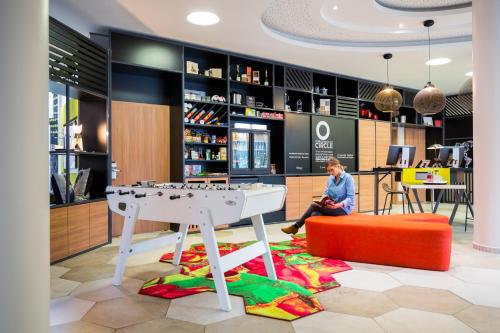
139 234 351 320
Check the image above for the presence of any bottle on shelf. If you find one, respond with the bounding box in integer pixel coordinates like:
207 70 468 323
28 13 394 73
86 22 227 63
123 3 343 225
264 70 269 86
184 107 198 122
192 109 206 123
236 65 241 81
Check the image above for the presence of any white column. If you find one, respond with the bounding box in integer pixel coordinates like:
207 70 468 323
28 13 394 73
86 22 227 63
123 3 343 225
0 0 50 332
472 0 500 253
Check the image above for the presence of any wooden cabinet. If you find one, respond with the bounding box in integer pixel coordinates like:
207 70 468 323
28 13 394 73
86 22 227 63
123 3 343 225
299 177 313 214
312 176 329 199
68 204 90 255
358 175 375 212
285 177 300 220
376 122 392 167
50 201 109 262
50 207 68 262
90 201 109 247
358 120 376 171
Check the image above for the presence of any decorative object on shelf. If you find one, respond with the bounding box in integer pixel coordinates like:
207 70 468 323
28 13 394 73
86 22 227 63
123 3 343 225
244 107 256 117
236 65 241 81
241 74 247 82
422 116 433 126
252 70 260 84
232 92 242 104
211 95 226 103
320 87 328 95
400 115 407 123
434 119 442 127
264 70 269 86
296 99 302 112
319 99 330 115
270 164 276 174
427 143 444 166
246 66 252 83
70 123 83 151
246 95 256 107
209 68 222 78
314 86 320 93
414 20 446 115
186 61 199 74
374 53 402 113
73 168 92 200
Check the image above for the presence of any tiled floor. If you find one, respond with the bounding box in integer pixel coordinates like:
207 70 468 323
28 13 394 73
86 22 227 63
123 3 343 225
50 204 500 332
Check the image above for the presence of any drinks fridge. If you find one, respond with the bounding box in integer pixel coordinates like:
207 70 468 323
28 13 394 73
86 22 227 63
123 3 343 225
231 128 270 174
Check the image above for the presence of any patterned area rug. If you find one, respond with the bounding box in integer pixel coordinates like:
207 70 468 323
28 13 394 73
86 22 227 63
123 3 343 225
139 235 351 320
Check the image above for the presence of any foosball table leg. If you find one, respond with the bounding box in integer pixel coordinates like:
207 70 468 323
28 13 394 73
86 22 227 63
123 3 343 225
172 223 189 266
251 214 277 281
113 203 139 286
199 212 232 312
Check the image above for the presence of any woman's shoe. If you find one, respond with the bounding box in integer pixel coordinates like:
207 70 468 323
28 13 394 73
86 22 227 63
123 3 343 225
281 224 299 235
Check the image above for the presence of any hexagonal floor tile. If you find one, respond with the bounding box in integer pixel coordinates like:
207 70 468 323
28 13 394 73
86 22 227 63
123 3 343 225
455 305 500 333
71 277 144 302
375 308 477 333
60 264 116 283
124 261 179 281
166 292 245 325
116 318 204 333
316 287 398 318
384 285 471 315
205 314 294 333
50 320 114 333
50 297 95 326
81 294 170 329
344 261 402 274
51 265 70 279
51 278 81 299
58 252 112 269
293 311 385 333
450 282 500 308
389 268 464 290
332 269 401 292
449 266 500 286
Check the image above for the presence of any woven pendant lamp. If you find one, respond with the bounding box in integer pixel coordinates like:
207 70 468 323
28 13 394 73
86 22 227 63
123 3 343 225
375 53 402 113
413 20 446 115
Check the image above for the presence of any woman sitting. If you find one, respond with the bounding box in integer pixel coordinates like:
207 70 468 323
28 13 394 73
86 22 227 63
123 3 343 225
281 157 355 235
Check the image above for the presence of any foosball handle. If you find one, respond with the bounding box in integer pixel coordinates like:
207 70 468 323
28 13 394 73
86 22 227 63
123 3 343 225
135 193 147 198
104 190 115 195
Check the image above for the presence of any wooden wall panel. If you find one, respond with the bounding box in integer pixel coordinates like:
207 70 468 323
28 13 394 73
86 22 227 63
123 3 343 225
358 120 376 171
286 177 300 221
50 207 68 262
90 201 109 247
376 122 392 167
68 204 90 255
351 174 360 212
111 101 171 235
358 174 375 212
299 176 313 215
312 176 329 198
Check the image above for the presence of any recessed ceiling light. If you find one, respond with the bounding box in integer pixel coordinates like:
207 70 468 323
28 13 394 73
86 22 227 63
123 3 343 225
425 58 451 66
186 11 220 26
465 71 473 77
398 23 404 28
333 5 339 10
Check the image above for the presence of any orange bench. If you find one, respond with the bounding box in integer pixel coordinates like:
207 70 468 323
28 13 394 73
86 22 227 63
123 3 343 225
305 213 452 271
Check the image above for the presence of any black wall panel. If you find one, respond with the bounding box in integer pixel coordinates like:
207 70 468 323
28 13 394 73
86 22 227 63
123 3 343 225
311 115 335 173
332 118 357 172
285 113 311 174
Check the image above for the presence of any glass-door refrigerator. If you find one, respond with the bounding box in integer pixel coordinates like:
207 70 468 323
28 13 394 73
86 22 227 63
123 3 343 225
231 128 270 175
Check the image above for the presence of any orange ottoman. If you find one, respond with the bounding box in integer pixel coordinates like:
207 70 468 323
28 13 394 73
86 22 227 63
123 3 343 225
305 213 452 271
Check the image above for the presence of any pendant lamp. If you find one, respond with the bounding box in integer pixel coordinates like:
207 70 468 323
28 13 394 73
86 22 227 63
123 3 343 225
413 20 446 115
375 53 402 113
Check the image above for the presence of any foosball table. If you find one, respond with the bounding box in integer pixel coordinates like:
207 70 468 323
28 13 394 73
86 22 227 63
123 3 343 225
105 182 287 311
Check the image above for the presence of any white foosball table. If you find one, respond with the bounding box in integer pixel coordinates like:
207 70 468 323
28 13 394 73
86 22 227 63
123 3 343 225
106 182 287 311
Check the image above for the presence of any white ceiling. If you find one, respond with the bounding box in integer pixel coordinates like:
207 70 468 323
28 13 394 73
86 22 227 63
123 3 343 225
49 0 473 95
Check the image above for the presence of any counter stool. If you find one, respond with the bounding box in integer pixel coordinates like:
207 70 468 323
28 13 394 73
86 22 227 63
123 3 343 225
464 190 474 231
382 183 407 215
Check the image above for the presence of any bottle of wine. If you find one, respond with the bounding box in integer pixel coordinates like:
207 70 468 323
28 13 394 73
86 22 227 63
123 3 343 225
264 70 269 86
236 65 241 81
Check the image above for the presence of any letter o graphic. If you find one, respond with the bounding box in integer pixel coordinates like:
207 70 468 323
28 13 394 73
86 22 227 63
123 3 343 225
316 121 330 141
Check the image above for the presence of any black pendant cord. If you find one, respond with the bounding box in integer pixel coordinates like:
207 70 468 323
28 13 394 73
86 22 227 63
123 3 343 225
386 58 389 86
427 25 431 83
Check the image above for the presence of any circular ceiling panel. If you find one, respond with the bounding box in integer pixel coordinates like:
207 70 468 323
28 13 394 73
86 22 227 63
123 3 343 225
261 0 471 48
375 0 471 12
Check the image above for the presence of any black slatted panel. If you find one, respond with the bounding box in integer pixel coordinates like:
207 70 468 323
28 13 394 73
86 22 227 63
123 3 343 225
49 18 108 96
359 81 383 101
445 94 473 117
285 68 312 91
403 90 417 107
444 171 473 203
336 96 359 118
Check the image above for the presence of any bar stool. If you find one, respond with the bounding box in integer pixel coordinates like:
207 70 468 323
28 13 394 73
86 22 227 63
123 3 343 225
464 190 474 231
382 183 407 215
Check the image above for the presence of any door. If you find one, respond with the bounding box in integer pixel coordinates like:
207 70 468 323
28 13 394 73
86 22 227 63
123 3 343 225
231 130 251 174
111 101 170 236
252 131 270 174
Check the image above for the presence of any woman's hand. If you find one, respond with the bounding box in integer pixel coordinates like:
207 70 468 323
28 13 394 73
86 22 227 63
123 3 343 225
326 202 344 210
